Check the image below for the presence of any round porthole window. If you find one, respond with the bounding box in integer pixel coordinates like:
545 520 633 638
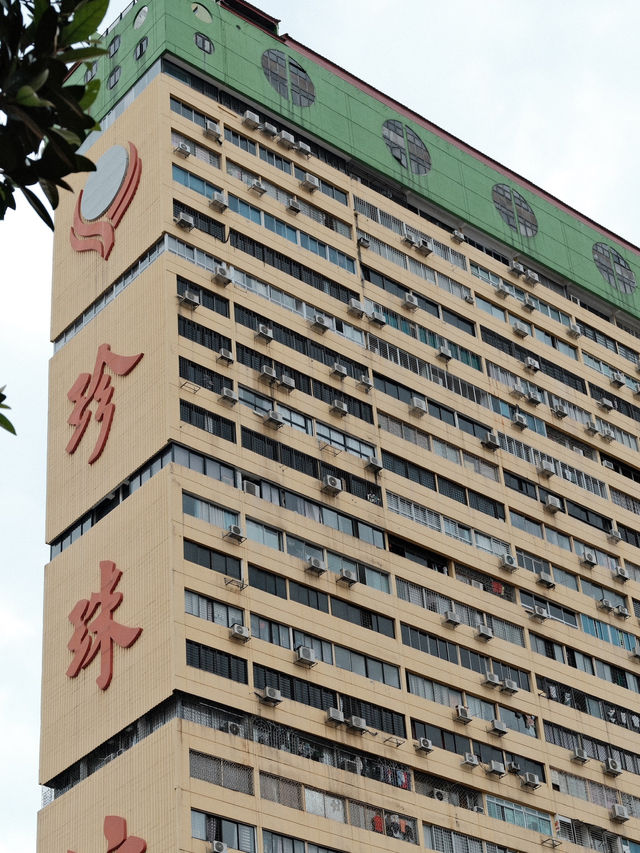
492 183 538 238
108 34 121 57
84 61 97 84
133 5 148 29
107 66 121 90
593 242 636 294
192 2 212 22
382 120 431 176
262 49 315 107
194 32 214 53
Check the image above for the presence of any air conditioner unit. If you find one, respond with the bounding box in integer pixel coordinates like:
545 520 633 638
537 571 555 589
263 410 285 429
212 842 228 853
524 269 539 285
484 672 502 688
506 761 521 774
209 191 228 212
260 365 277 382
299 172 320 191
348 298 365 317
305 557 326 576
502 679 519 695
521 772 541 790
416 237 433 256
603 757 623 777
510 261 525 276
509 383 526 400
613 566 629 582
365 455 383 473
180 288 201 307
326 707 345 726
330 399 348 417
297 141 312 157
523 295 536 312
432 788 449 802
286 196 301 214
455 705 472 724
242 110 260 128
495 283 509 298
345 715 367 732
174 141 191 157
487 760 506 776
256 324 273 342
341 758 362 774
174 211 195 229
526 390 542 405
226 524 245 543
329 363 348 381
572 748 589 763
451 230 465 243
337 567 358 587
410 396 427 416
511 412 527 429
257 686 282 705
415 737 434 753
212 264 232 285
443 610 461 628
585 420 599 435
438 345 453 363
359 374 373 391
219 387 238 404
403 293 419 310
610 805 630 823
476 624 494 641
401 227 417 247
295 646 317 667
482 431 500 450
471 580 484 591
280 375 296 391
278 130 296 149
599 397 615 411
513 321 529 338
602 428 615 442
312 313 331 332
357 235 370 249
537 460 555 478
464 294 475 305
462 752 479 766
369 310 386 326
567 322 581 338
531 605 548 621
615 605 630 619
249 179 267 195
552 403 568 418
608 527 622 544
243 480 260 497
203 119 222 141
581 551 597 568
500 554 517 571
544 495 562 514
229 623 250 642
217 348 234 365
261 122 278 137
632 645 640 661
610 372 626 388
525 357 540 372
322 474 343 495
489 719 508 736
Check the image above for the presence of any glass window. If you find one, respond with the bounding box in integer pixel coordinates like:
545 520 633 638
194 32 214 53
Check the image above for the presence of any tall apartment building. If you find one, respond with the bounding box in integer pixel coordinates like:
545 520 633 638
39 2 640 853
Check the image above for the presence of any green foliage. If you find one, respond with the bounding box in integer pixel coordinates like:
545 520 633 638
0 386 16 435
0 0 109 228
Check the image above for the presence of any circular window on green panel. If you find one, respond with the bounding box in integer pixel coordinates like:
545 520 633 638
261 49 315 107
492 183 538 238
382 120 431 176
133 5 148 29
593 242 637 295
192 2 212 22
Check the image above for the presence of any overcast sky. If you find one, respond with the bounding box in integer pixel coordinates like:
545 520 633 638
2 1 640 849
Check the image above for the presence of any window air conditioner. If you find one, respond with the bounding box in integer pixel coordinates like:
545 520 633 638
337 567 358 587
257 686 282 705
219 387 238 405
482 431 500 450
512 321 529 337
209 191 228 212
357 235 370 249
526 389 542 405
365 455 383 473
567 322 581 338
572 748 589 763
523 296 536 311
531 605 548 621
537 460 555 477
602 428 615 442
322 474 343 495
401 227 417 247
261 122 278 137
610 371 625 388
415 737 434 753
501 679 519 695
462 752 479 766
455 705 472 724
451 230 465 243
416 237 433 256
278 130 296 149
242 480 260 497
369 310 386 326
348 298 365 317
525 357 540 372
433 788 449 802
603 757 622 777
552 402 568 418
403 293 419 310
263 410 285 429
299 172 320 191
537 571 555 588
495 283 509 298
524 269 539 285
511 412 527 429
286 196 301 214
280 374 296 391
295 646 317 667
599 397 615 411
217 348 234 365
305 557 326 576
330 399 348 417
487 760 506 776
359 374 374 391
345 715 367 732
325 707 345 726
180 288 200 307
500 554 517 571
256 325 273 343
410 397 427 416
437 345 453 362
212 842 228 853
174 211 195 229
509 261 525 276
312 313 331 332
585 420 599 435
203 119 222 141
521 772 541 790
615 605 630 619
607 527 622 544
476 624 494 641
297 141 312 157
483 672 502 688
613 566 629 582
229 624 250 642
242 110 260 128
226 525 245 543
610 805 630 823
581 551 597 568
174 141 191 157
260 365 277 382
249 179 267 195
443 610 461 628
212 264 232 285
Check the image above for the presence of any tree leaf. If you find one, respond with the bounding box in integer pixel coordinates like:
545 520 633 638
20 184 54 229
0 413 16 435
60 0 109 47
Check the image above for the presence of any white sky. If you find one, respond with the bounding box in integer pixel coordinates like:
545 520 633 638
1 1 640 849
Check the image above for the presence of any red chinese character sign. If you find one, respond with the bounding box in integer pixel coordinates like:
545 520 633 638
66 343 143 464
68 816 147 853
70 142 142 260
67 561 142 690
